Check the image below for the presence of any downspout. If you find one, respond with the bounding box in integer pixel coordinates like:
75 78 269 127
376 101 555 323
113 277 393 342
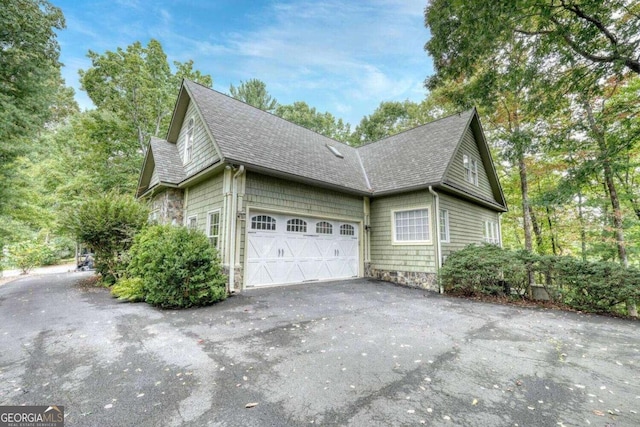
428 186 443 294
228 165 245 293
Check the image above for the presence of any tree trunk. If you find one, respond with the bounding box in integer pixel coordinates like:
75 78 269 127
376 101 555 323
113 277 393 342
577 191 587 262
529 205 544 253
584 101 637 317
517 151 535 290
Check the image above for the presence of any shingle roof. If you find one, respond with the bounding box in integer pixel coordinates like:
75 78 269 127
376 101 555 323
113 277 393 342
184 80 370 193
149 80 503 209
357 110 474 194
150 136 185 184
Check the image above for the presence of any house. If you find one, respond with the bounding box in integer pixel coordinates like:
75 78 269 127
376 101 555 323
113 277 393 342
137 80 507 292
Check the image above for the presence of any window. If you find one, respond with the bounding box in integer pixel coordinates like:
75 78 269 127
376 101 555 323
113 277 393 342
316 221 333 234
339 224 355 236
184 117 194 162
251 215 276 231
393 209 430 243
187 215 197 229
463 154 478 186
484 221 500 244
439 209 450 243
207 211 220 248
287 218 307 233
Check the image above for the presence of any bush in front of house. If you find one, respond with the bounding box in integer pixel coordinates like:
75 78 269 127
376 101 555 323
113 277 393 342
439 245 640 316
439 243 523 297
126 225 227 309
64 192 149 285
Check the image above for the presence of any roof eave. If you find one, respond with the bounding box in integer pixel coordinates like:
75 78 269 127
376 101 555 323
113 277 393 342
440 181 508 212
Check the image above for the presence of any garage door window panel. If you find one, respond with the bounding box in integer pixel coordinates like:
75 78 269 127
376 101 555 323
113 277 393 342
287 218 307 233
316 221 333 234
251 215 277 231
340 224 355 236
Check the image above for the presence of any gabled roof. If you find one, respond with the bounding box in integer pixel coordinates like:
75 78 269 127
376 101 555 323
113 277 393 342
136 137 185 197
142 80 506 211
180 80 370 194
358 110 474 194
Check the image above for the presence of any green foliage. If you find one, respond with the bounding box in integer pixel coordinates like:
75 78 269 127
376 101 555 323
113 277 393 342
79 39 212 152
64 193 148 284
275 101 351 142
111 277 145 302
229 79 278 113
440 245 640 316
127 225 227 308
7 241 47 274
439 244 526 297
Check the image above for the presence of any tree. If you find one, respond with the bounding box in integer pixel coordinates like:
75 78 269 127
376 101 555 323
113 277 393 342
350 100 442 145
0 0 65 242
275 101 351 142
229 79 278 113
79 39 212 154
425 0 640 90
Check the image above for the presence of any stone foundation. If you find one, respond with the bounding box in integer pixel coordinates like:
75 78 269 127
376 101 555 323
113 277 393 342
365 263 438 292
222 266 243 293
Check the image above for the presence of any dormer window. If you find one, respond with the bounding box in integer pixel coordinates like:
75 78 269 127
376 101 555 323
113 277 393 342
184 117 194 162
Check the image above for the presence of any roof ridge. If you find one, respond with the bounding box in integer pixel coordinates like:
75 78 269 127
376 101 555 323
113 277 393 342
356 107 476 149
184 79 356 150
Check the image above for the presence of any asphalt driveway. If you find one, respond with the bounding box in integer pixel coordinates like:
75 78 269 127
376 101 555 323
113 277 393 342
0 273 638 426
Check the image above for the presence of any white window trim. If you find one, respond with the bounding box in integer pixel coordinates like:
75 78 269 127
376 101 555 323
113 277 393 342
484 220 500 244
391 207 432 245
463 153 478 186
206 209 221 248
184 117 194 164
439 209 450 243
187 214 197 229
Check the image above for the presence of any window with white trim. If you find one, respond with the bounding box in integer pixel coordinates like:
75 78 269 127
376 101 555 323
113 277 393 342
393 208 430 243
184 117 194 162
316 221 333 234
187 215 197 229
484 221 500 244
463 154 478 186
339 224 355 236
207 210 220 248
251 215 276 231
287 218 307 233
439 209 450 243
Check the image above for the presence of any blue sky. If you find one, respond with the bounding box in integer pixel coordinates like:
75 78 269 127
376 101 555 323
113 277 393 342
53 0 433 127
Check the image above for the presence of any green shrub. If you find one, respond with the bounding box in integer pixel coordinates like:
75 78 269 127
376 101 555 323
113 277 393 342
64 192 149 285
111 277 145 302
440 244 519 297
8 241 44 274
127 225 227 308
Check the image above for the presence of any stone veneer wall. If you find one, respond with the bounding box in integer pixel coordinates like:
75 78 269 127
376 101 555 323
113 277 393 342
151 188 184 225
221 266 243 293
365 263 438 292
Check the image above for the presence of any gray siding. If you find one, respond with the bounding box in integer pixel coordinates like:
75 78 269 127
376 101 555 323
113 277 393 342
439 192 501 259
369 190 437 273
176 100 220 178
445 128 495 202
184 172 225 233
241 172 365 266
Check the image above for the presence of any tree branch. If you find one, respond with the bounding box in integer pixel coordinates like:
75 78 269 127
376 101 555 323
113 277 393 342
560 0 618 46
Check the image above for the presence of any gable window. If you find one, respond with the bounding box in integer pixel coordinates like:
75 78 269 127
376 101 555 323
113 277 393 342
339 224 355 236
207 210 220 248
463 154 478 186
484 220 500 244
287 218 307 233
439 209 450 243
316 221 333 234
393 208 430 243
187 215 197 229
251 215 276 231
184 117 194 163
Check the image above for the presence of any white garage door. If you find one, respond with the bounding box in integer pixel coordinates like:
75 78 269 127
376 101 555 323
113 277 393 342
246 212 359 287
